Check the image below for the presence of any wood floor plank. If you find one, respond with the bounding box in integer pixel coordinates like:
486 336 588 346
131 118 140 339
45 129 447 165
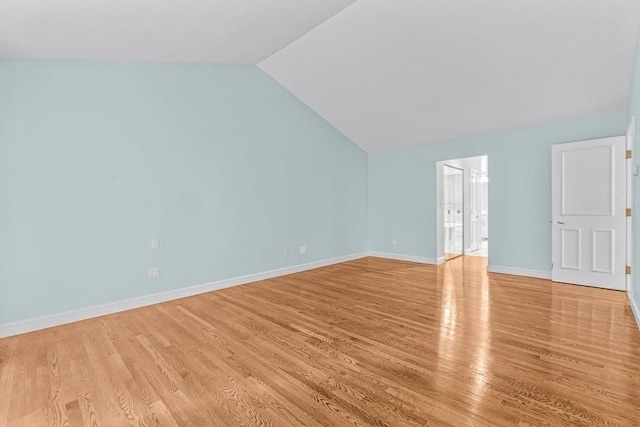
1 256 639 426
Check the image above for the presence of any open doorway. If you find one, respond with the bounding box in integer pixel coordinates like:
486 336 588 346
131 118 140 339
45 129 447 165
437 155 488 262
443 164 464 260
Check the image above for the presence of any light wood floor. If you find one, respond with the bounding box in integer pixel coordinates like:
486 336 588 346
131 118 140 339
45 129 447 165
1 256 639 426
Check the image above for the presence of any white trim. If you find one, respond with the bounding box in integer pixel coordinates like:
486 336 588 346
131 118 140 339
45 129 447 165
0 252 368 338
436 256 446 265
630 293 640 331
3 251 632 338
626 118 634 296
368 251 438 265
487 265 552 280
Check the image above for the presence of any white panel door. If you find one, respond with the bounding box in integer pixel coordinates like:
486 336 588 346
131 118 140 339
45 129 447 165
551 136 626 290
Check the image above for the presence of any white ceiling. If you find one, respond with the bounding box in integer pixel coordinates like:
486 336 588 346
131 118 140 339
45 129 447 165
260 1 640 152
0 0 356 63
1 1 639 152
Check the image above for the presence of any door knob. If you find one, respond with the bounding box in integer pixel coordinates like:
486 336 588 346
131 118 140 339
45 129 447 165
551 220 565 225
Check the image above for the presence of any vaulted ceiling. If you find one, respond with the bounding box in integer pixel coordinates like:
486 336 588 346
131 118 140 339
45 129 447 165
260 1 640 152
0 0 356 63
1 0 639 152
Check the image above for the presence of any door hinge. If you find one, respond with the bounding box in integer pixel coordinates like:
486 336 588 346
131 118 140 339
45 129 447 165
626 150 632 159
626 266 632 275
627 208 632 217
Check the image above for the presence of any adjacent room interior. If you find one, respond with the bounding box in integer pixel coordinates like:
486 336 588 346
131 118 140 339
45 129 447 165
1 1 639 426
438 155 489 262
443 164 465 260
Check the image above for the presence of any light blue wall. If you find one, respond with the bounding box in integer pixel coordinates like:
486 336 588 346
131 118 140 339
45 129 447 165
369 112 628 272
0 60 368 324
0 58 635 327
629 35 640 314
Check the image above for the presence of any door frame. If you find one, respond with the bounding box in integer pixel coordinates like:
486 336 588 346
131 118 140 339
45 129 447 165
626 119 634 294
435 156 488 264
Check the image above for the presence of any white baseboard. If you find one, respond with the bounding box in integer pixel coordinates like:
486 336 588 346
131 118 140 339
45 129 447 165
487 265 551 280
0 252 369 339
630 294 640 332
368 251 438 265
436 256 446 265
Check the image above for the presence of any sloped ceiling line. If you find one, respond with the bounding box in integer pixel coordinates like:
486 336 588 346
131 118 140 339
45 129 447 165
259 1 640 152
1 0 639 153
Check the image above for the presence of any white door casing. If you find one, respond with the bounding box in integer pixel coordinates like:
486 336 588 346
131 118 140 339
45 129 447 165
626 119 634 294
551 136 626 291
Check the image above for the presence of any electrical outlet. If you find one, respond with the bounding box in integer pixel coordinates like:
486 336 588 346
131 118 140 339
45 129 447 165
284 248 289 258
148 267 160 279
299 246 307 255
151 238 160 249
392 239 397 246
